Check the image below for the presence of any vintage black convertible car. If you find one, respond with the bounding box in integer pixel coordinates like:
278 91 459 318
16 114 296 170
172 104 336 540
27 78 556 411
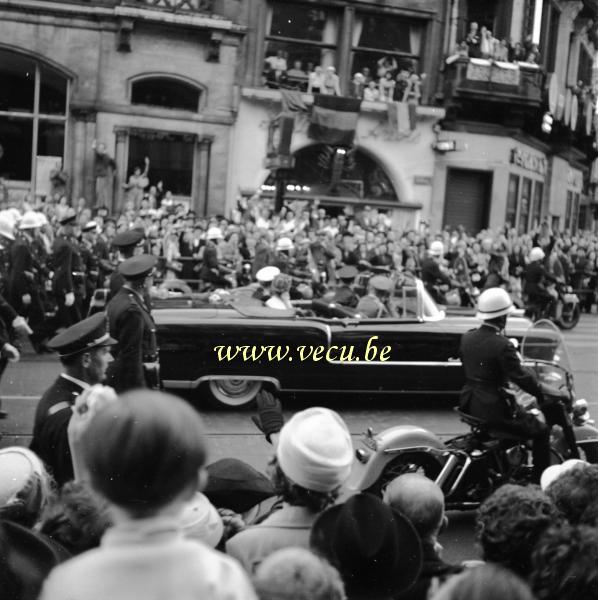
153 280 534 409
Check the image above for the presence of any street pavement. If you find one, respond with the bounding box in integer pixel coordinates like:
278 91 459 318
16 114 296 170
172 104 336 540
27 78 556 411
1 314 597 562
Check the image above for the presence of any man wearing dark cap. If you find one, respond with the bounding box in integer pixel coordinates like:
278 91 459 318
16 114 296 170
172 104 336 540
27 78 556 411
79 221 100 314
107 229 144 301
356 275 396 318
332 266 359 308
30 312 115 485
52 211 85 327
106 254 159 392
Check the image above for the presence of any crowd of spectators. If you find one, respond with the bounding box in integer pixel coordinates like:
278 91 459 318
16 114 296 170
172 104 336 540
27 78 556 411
262 50 425 104
3 385 598 600
3 187 598 317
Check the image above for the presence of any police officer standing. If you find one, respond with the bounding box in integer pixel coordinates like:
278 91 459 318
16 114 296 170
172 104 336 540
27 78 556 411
52 211 85 327
79 221 100 315
30 312 115 485
332 265 359 308
106 254 159 393
107 229 144 300
459 287 551 482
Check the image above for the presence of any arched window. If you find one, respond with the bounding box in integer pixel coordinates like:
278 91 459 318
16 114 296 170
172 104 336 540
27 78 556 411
0 48 69 186
131 77 202 111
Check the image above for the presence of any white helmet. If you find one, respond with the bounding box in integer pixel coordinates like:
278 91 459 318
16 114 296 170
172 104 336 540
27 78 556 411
276 237 294 252
206 227 223 241
19 211 40 230
529 247 545 262
476 287 515 320
0 216 15 241
429 241 444 257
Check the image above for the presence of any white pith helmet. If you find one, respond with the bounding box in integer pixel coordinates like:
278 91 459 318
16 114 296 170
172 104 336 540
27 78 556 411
476 287 515 320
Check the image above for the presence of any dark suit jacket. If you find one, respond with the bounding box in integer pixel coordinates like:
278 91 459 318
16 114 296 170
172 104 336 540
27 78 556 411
30 376 85 486
459 324 543 422
9 237 35 305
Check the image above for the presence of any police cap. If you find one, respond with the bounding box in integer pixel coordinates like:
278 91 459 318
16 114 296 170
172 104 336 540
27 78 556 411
256 266 280 283
82 221 98 233
59 211 77 226
337 265 358 281
112 230 144 249
370 275 392 292
48 312 116 358
119 254 157 280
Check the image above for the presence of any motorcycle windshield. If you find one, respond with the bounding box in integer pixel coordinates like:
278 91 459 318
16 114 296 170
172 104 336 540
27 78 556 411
521 318 571 373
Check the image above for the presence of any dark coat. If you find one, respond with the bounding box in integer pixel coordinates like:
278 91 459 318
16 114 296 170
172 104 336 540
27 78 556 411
30 375 85 486
9 236 36 308
459 324 543 422
420 257 451 288
106 286 157 393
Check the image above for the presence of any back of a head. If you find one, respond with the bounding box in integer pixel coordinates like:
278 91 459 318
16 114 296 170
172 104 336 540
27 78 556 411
254 547 345 600
530 524 598 600
476 484 558 578
383 473 444 541
432 565 534 600
545 463 598 525
80 390 207 517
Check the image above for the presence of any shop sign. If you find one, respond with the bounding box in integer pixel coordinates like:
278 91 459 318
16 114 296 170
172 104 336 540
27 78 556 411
510 148 547 176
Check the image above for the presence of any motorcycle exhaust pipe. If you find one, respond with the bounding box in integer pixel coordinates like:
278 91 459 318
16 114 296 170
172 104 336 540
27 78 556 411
434 453 462 491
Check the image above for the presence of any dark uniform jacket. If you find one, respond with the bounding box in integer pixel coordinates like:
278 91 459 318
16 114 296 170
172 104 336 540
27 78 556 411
459 324 543 422
332 284 359 308
30 375 84 486
523 261 556 298
420 257 451 289
9 235 36 310
52 235 84 297
106 286 158 393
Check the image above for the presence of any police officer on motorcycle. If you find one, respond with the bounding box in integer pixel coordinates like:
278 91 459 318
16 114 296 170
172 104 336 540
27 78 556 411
459 287 550 482
421 241 453 304
523 247 557 319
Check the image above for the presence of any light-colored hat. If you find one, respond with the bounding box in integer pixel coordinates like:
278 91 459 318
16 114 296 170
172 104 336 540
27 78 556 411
540 459 588 490
276 237 294 252
19 211 40 230
256 266 280 284
530 246 546 262
180 491 224 548
276 407 353 493
206 227 223 241
34 212 48 228
0 215 15 240
475 287 515 320
429 241 444 257
0 447 49 511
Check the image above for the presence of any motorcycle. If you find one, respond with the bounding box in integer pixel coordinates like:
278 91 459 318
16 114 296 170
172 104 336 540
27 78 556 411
348 320 598 509
525 282 581 330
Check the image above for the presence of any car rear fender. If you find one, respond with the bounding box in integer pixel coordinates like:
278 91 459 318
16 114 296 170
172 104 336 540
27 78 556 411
347 425 446 492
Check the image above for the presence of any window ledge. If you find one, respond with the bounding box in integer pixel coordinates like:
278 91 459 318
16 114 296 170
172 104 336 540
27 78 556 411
241 87 445 119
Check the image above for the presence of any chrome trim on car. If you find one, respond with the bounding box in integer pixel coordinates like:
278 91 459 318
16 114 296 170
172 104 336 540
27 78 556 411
163 375 282 390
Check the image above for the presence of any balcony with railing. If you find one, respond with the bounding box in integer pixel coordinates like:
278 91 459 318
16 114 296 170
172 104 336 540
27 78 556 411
443 57 545 108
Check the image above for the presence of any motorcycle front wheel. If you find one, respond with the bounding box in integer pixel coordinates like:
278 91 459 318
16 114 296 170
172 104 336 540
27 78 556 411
557 302 580 330
365 452 442 497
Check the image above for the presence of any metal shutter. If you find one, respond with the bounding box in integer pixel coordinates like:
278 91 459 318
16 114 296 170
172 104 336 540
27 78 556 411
443 168 491 233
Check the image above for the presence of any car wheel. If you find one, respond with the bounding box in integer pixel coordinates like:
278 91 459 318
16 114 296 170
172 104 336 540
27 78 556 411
207 379 262 410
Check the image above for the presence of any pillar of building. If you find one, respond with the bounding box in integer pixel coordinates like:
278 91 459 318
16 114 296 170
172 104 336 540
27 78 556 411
192 136 213 215
113 128 129 213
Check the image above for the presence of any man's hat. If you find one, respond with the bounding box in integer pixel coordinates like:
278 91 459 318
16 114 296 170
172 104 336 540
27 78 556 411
59 210 77 226
119 254 157 280
256 266 280 284
204 458 276 513
48 312 116 358
370 275 392 292
112 229 144 249
82 221 98 233
337 265 358 281
19 211 40 230
310 493 422 597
